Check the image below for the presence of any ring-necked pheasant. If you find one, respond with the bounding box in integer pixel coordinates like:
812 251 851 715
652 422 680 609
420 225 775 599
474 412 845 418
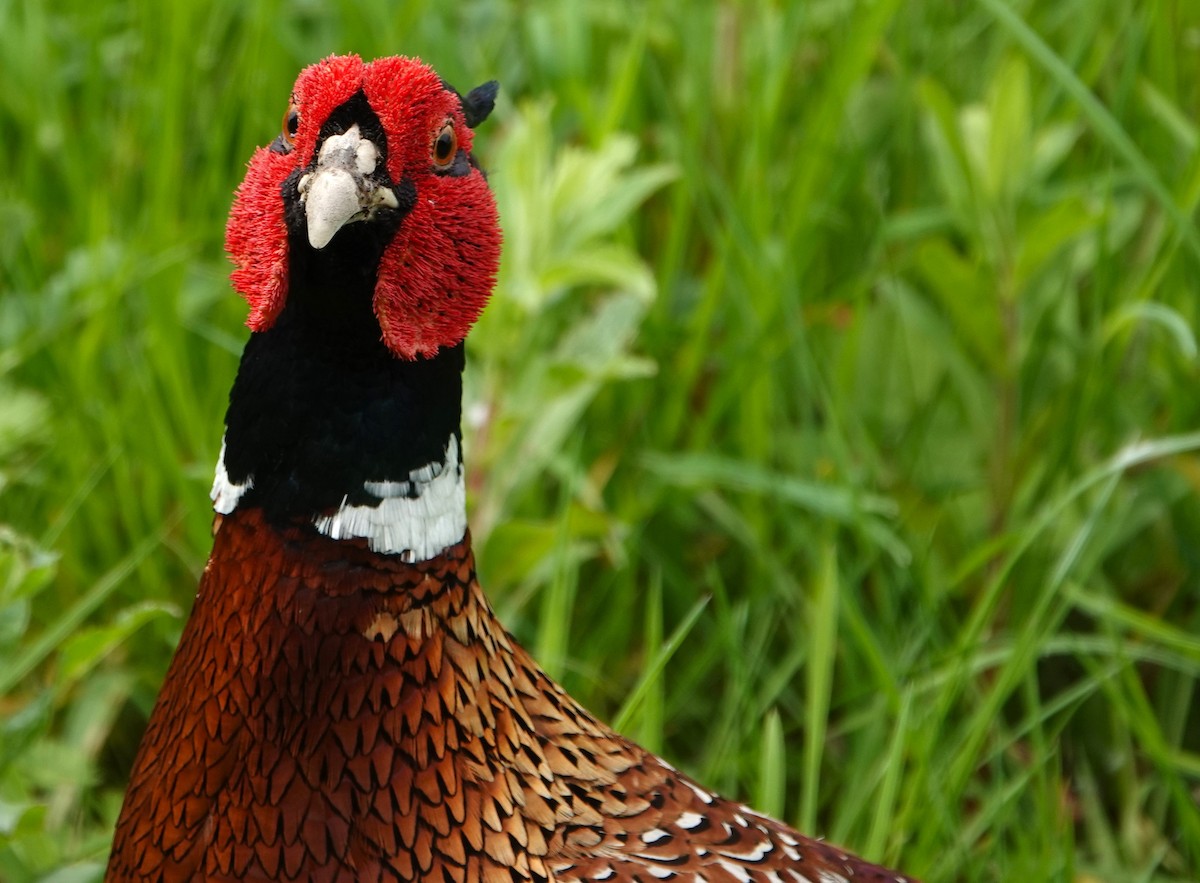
105 54 916 883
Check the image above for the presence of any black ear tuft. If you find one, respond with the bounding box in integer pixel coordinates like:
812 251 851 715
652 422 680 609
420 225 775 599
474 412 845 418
462 81 499 128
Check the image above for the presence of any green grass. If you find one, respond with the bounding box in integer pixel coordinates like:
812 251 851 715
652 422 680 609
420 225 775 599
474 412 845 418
2 1 1199 880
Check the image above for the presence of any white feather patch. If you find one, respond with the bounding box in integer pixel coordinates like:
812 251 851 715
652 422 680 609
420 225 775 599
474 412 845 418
211 437 253 515
313 435 466 561
716 860 752 883
817 872 849 883
722 841 770 862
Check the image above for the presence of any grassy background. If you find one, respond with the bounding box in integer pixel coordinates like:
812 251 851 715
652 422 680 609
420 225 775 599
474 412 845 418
2 1 1199 880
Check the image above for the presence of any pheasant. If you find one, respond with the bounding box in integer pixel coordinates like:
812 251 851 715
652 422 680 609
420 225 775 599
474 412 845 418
105 55 916 883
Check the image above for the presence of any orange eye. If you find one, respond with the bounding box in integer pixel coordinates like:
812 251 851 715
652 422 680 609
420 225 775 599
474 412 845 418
281 103 300 148
432 122 457 168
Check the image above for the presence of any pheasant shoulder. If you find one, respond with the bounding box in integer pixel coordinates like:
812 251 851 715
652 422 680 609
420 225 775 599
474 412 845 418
508 652 912 883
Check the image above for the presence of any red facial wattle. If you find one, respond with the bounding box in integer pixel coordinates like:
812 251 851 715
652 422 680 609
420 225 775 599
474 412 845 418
224 54 501 360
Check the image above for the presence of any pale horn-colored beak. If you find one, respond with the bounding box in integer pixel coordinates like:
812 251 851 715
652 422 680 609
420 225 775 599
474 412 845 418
298 124 400 250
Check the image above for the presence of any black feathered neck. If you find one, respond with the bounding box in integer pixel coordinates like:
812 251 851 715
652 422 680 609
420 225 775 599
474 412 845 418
220 233 463 525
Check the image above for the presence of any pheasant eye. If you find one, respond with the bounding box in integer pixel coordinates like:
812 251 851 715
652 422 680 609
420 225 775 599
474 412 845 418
282 105 300 147
432 123 457 168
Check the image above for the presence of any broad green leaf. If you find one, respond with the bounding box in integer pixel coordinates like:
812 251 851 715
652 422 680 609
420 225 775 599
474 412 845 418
911 237 1002 371
985 56 1032 206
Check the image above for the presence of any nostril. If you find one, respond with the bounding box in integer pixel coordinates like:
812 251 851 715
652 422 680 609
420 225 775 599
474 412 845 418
355 140 379 177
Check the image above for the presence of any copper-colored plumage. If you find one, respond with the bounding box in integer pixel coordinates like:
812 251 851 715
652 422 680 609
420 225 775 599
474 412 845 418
107 509 911 882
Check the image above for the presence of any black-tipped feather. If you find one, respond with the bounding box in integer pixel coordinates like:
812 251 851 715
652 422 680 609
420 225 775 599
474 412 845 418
462 81 499 128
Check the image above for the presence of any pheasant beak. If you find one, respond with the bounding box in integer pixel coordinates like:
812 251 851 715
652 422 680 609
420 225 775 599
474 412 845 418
298 124 399 249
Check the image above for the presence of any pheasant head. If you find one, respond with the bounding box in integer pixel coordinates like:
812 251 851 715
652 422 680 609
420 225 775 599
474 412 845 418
225 53 501 359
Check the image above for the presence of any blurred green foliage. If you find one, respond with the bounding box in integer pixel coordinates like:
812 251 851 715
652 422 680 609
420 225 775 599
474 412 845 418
1 1 1199 881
